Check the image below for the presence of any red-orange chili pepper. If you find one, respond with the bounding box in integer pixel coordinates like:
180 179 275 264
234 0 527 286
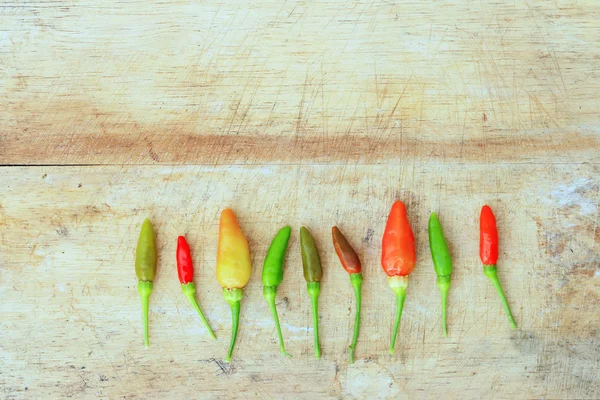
176 236 216 339
480 205 517 329
381 200 416 354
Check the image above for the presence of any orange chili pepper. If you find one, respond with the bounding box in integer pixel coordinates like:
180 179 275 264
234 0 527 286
381 200 416 354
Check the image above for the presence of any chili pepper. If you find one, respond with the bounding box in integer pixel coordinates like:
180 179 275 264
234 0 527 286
480 205 517 329
176 236 216 340
262 226 292 357
300 226 323 359
428 212 452 337
381 200 416 355
135 218 157 348
332 226 362 364
217 208 252 362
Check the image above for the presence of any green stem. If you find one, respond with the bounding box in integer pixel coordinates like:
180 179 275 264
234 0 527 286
437 276 451 338
388 276 408 355
389 289 406 354
223 288 243 362
138 281 153 349
264 286 291 357
349 273 362 364
182 283 216 340
307 282 321 359
484 265 517 329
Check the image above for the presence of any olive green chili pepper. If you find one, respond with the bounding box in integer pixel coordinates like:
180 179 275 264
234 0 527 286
300 226 323 359
135 218 157 348
428 212 452 337
262 226 292 357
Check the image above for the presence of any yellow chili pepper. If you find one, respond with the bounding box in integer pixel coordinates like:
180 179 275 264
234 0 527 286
216 208 252 362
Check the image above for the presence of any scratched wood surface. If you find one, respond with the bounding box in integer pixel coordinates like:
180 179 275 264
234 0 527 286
0 165 599 399
1 0 600 165
1 1 600 399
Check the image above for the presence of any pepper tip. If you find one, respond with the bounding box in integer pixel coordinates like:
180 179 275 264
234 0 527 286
481 204 493 215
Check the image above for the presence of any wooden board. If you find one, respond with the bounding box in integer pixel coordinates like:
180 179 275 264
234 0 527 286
1 1 599 165
1 164 599 399
1 0 600 399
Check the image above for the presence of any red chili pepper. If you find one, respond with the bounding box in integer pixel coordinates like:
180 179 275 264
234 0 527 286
479 206 517 329
480 205 499 265
176 236 216 339
177 236 194 284
381 200 416 355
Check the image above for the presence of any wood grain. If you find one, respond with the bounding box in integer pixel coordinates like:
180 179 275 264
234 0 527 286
1 1 599 165
1 164 599 399
1 0 599 399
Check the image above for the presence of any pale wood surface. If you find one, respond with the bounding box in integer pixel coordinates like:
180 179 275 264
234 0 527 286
1 165 599 399
1 1 599 399
1 1 599 164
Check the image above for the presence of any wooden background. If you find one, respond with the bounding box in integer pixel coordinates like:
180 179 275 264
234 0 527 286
1 1 599 399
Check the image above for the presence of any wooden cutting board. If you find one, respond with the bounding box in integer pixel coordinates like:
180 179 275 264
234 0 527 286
1 1 599 399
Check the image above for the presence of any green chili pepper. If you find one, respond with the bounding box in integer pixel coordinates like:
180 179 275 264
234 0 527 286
135 218 157 348
300 226 323 359
428 212 452 337
262 226 292 357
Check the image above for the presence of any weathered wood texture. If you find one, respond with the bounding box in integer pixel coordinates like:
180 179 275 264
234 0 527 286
1 1 599 399
0 165 599 399
1 1 599 164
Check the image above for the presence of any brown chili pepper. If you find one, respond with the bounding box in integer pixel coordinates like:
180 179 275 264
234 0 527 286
332 226 363 363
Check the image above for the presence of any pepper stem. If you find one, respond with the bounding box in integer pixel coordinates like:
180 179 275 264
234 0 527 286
437 276 451 338
138 281 153 349
264 286 291 357
307 282 321 359
349 273 362 364
181 283 216 340
484 265 517 329
223 288 243 362
388 276 408 355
